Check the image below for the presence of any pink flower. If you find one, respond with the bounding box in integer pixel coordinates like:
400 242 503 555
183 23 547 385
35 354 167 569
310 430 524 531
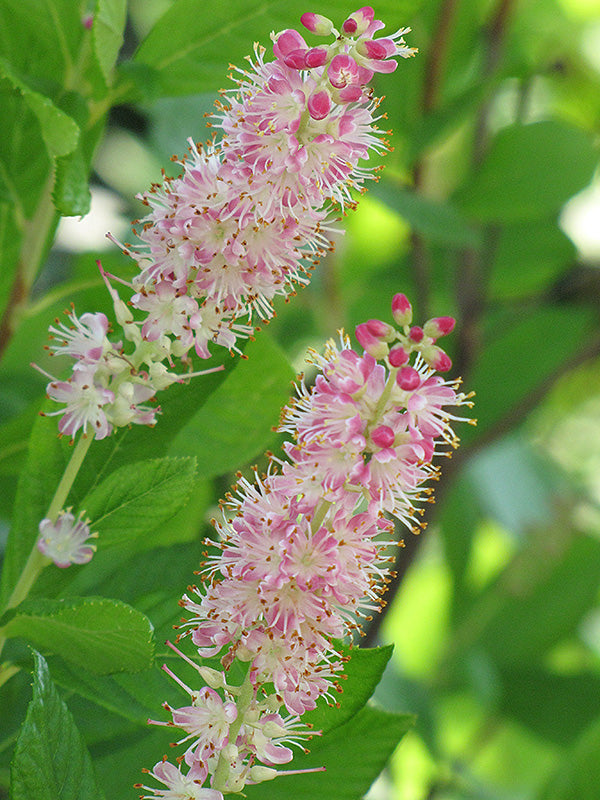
37 510 97 568
45 364 114 440
136 759 222 800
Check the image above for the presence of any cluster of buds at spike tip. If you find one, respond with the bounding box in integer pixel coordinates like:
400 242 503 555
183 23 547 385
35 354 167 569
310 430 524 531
140 291 473 799
356 293 456 375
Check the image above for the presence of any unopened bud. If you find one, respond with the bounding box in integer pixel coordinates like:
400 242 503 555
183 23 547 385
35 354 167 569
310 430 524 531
423 345 452 372
423 316 455 339
391 293 413 326
355 323 389 359
388 344 409 367
396 366 421 391
305 46 328 68
249 766 278 783
300 12 335 36
371 424 395 448
409 325 424 343
307 89 332 120
197 665 225 689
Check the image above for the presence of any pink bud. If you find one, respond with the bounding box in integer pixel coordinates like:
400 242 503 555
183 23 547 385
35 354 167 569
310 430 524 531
283 49 308 69
355 323 389 360
307 89 332 120
423 346 452 372
342 6 375 37
305 46 328 68
365 318 395 340
396 366 421 391
409 326 424 343
300 12 335 36
391 293 412 326
388 345 409 367
274 29 308 61
371 425 395 448
423 316 455 339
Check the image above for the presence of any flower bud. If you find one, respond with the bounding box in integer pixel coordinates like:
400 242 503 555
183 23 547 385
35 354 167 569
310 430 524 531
391 293 412 326
305 46 328 68
388 344 409 367
423 316 455 339
423 345 452 372
300 12 335 35
341 7 374 37
371 424 395 448
396 366 421 391
249 766 278 783
365 318 395 340
355 322 389 359
307 89 332 120
409 325 424 343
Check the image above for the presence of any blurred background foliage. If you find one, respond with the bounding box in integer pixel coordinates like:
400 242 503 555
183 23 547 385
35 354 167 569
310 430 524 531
1 0 600 798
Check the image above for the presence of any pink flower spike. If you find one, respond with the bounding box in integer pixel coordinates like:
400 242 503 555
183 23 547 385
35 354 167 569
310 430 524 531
355 322 389 359
388 344 409 367
391 293 413 326
409 325 424 343
300 12 335 35
305 46 328 68
424 316 456 339
307 89 332 120
396 366 421 391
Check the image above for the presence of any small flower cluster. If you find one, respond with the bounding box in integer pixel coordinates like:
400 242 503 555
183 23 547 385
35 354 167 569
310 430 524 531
37 509 97 568
140 293 472 799
37 7 415 444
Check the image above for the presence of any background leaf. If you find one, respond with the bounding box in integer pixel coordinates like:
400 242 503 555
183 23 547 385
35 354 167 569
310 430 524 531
10 650 105 800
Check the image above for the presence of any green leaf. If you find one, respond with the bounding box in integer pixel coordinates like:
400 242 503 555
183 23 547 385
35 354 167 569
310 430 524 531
0 412 67 610
499 667 600 745
2 596 154 674
10 651 105 800
0 59 80 158
373 181 482 248
134 0 416 97
457 121 599 222
82 456 197 549
303 644 394 735
169 334 294 477
92 0 127 84
540 717 600 800
53 144 92 216
245 705 414 800
475 533 600 666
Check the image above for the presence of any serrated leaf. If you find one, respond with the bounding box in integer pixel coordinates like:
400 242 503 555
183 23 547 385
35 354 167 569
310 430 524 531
169 334 294 477
10 651 105 800
303 644 394 734
245 704 414 800
53 144 92 216
2 596 154 674
93 0 127 84
81 456 197 549
0 59 80 158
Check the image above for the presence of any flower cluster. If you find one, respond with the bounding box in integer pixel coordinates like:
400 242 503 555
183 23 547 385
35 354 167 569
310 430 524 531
140 292 472 798
37 509 97 568
37 7 415 443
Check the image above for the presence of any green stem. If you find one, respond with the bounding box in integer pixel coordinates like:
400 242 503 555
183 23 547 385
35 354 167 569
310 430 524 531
213 670 255 792
0 433 94 665
311 498 333 534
